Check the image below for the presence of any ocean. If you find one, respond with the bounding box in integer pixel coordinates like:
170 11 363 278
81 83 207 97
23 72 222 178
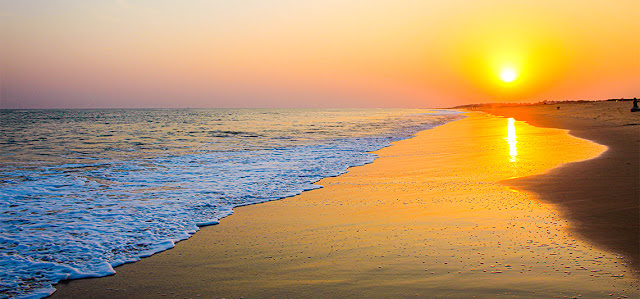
0 108 462 298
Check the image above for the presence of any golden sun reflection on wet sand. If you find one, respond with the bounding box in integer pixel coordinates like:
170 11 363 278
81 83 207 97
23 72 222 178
506 117 518 162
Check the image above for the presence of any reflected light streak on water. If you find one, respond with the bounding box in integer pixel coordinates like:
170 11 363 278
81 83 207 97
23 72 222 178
506 118 517 162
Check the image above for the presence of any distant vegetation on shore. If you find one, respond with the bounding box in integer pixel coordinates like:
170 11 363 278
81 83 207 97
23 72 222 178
451 98 636 109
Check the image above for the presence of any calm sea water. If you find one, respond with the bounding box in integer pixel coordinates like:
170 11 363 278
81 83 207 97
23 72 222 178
0 109 461 298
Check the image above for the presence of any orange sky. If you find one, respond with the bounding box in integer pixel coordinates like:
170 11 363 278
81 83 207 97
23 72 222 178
1 1 638 108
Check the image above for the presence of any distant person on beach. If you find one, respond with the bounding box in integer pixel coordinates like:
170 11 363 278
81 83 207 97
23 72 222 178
632 98 639 112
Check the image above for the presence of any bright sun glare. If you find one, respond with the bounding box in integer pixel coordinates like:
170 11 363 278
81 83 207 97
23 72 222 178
500 68 518 83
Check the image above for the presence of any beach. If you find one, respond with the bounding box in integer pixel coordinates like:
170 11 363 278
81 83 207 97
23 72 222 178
478 100 639 269
53 102 639 298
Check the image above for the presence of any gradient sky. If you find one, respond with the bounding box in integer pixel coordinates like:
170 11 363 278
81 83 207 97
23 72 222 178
1 0 639 108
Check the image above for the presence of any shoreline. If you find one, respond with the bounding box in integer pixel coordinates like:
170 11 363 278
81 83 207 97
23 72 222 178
52 106 639 298
477 101 639 271
3 109 462 299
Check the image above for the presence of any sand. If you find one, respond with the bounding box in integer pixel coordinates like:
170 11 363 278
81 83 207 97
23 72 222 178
52 103 639 298
478 100 639 270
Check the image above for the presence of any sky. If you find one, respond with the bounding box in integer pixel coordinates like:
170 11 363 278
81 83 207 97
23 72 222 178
1 0 639 108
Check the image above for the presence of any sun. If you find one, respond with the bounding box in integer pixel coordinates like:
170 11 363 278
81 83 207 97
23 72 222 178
500 68 518 83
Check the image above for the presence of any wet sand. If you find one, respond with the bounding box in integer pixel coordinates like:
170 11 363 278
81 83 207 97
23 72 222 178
478 101 640 270
53 109 639 298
